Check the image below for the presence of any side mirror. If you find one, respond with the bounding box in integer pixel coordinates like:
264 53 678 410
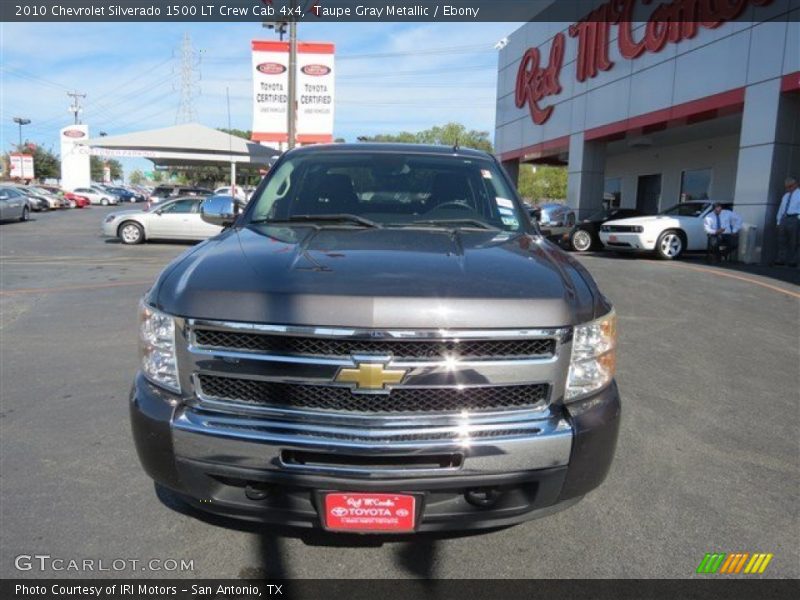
201 195 237 227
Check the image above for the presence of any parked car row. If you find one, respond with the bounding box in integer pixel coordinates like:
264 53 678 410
526 199 729 260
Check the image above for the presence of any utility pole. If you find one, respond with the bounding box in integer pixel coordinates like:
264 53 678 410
287 14 297 150
175 33 201 124
67 92 86 124
12 117 31 148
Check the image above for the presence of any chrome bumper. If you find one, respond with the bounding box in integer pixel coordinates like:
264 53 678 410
171 405 573 478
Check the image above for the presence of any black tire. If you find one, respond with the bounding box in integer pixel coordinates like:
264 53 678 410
570 228 594 252
655 229 685 260
100 197 109 206
119 221 144 245
20 206 30 222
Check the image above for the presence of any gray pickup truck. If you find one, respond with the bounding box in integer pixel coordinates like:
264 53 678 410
132 144 620 533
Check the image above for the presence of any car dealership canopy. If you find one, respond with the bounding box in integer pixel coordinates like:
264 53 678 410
80 123 280 168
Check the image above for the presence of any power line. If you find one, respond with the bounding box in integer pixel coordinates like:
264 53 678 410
203 42 493 64
67 91 86 124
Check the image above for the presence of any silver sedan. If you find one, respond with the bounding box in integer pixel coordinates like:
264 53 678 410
101 196 224 244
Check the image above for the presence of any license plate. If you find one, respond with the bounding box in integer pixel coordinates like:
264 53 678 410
323 493 416 532
609 235 618 242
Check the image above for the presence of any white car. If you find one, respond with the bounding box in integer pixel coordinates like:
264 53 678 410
214 186 247 201
598 201 730 260
101 196 223 245
72 186 118 206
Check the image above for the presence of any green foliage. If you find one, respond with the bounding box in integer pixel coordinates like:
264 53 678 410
517 164 567 202
128 169 145 185
6 142 61 180
359 122 493 153
90 157 123 181
217 128 252 140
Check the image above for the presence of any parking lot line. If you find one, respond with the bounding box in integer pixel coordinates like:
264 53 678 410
659 263 800 299
0 280 153 296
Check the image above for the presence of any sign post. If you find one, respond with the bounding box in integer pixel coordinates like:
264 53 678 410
60 124 91 190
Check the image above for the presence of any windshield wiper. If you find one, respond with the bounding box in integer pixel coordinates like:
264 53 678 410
252 214 382 228
409 219 498 230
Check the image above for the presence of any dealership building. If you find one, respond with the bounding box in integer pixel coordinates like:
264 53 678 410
495 0 799 262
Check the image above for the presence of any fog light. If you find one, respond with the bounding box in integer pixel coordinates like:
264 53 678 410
465 487 501 508
245 482 272 501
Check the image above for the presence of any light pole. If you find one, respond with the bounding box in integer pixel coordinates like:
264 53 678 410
12 117 31 148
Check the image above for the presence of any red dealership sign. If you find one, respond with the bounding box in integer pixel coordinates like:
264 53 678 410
515 0 775 125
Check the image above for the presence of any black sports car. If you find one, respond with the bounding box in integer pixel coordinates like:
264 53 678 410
560 208 642 252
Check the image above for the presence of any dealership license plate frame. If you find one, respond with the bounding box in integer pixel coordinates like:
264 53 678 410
319 491 423 533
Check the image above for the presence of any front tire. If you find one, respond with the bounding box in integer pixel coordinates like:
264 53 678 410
655 230 684 260
570 229 594 252
20 206 30 222
100 198 109 206
119 222 144 245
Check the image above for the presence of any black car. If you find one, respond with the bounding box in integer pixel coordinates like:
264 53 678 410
561 207 642 252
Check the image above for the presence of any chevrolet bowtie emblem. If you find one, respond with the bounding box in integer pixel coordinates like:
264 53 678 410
334 362 407 391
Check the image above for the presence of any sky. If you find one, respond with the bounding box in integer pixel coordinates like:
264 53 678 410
0 20 519 179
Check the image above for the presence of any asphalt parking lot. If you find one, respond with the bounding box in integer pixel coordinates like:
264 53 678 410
1 206 798 579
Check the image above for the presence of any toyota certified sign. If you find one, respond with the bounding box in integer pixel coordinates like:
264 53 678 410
256 62 286 75
62 129 86 138
251 40 335 145
301 64 331 76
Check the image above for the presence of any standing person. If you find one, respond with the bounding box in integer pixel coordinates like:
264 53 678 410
704 203 742 263
773 176 800 267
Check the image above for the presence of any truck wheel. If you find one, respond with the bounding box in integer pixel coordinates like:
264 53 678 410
655 230 684 260
119 222 144 245
20 206 30 222
571 229 593 252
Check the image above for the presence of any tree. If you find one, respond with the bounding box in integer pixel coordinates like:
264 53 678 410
359 122 493 153
90 157 123 182
129 169 145 185
6 142 60 180
517 164 567 202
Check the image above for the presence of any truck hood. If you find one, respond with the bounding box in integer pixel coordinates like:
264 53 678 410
154 225 598 328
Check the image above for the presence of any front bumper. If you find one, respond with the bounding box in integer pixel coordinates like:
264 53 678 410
101 220 119 237
130 374 620 531
599 232 655 251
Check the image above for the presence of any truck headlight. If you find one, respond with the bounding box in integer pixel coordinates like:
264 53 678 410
566 309 617 401
138 300 180 393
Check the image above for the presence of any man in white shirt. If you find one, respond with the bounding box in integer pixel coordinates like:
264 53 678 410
773 176 799 267
704 202 742 263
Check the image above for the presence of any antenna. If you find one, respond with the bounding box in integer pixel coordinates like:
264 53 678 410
174 33 201 124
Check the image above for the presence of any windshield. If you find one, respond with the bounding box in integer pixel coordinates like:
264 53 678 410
248 151 526 232
661 202 711 217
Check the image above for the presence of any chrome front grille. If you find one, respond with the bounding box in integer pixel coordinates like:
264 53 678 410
175 318 572 473
197 374 549 414
193 328 556 360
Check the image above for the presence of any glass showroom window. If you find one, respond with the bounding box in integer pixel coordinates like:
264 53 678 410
604 178 622 208
680 169 712 202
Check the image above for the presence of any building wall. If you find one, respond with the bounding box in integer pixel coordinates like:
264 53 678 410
496 0 800 262
606 134 741 211
495 1 800 157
